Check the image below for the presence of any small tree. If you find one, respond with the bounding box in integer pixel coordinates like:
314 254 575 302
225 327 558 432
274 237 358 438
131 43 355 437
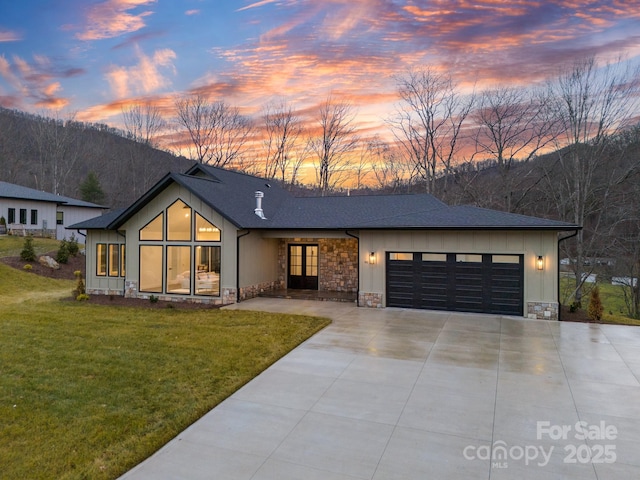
73 270 86 298
79 172 106 205
20 236 37 262
67 233 80 256
56 239 70 264
587 286 604 322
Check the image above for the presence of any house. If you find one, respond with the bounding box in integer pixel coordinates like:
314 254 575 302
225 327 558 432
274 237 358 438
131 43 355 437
70 164 580 320
0 181 105 240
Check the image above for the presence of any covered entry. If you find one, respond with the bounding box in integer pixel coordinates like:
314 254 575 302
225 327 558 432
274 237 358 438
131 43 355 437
386 252 523 315
288 244 318 289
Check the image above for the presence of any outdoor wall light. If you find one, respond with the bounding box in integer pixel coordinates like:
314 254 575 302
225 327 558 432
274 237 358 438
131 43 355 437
369 252 376 264
537 255 544 271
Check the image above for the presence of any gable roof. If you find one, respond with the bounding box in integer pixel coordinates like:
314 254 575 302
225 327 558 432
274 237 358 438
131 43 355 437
69 165 580 232
0 181 104 209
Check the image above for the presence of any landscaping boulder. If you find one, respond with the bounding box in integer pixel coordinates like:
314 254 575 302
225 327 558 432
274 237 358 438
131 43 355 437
39 255 60 270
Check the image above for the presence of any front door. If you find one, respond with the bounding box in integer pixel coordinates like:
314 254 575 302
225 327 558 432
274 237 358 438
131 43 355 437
288 244 318 289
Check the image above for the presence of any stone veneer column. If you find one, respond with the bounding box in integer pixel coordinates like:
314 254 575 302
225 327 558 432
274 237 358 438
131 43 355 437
527 302 559 320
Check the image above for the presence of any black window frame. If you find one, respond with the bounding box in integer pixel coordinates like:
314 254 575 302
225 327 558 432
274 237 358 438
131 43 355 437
30 209 38 225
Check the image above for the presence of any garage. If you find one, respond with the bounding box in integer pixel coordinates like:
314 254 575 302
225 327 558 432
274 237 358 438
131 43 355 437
386 252 523 315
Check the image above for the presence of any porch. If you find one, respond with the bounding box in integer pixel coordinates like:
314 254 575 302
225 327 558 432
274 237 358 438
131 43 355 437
258 288 357 303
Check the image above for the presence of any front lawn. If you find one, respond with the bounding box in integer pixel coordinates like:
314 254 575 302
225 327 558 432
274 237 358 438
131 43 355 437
0 264 330 480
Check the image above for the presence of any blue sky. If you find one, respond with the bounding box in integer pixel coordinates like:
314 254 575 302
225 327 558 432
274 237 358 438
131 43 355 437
1 0 639 135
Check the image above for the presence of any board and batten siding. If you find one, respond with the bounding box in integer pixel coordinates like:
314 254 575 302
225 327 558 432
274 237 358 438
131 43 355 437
359 230 559 312
84 229 125 295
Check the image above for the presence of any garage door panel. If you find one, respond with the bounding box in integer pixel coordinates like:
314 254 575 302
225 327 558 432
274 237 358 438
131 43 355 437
387 252 523 315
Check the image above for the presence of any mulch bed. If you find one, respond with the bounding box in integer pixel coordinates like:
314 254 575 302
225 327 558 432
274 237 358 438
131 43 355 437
1 252 220 310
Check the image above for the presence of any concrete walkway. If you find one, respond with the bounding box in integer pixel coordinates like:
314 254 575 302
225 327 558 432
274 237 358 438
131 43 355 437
120 298 640 479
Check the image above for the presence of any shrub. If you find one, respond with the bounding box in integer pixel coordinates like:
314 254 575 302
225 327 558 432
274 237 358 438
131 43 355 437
587 286 604 322
73 270 86 297
56 240 70 264
23 264 33 271
67 234 80 256
20 236 37 262
76 294 90 301
149 295 159 303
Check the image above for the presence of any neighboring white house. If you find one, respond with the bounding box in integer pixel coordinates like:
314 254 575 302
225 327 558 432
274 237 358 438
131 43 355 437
0 181 105 240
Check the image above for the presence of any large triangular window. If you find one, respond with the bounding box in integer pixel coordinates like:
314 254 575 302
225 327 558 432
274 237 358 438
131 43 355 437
167 200 192 241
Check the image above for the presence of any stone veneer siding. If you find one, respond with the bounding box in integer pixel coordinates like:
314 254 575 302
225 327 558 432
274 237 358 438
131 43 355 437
527 301 559 320
278 238 358 293
359 292 383 308
90 282 236 306
239 281 281 301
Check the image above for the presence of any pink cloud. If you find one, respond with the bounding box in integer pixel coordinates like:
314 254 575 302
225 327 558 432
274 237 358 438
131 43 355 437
106 46 176 98
0 30 22 42
77 0 156 41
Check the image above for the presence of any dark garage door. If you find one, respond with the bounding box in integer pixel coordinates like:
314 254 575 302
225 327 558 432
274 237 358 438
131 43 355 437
386 252 523 315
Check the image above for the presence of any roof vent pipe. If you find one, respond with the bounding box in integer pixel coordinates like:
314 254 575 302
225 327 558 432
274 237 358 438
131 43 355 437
254 191 267 219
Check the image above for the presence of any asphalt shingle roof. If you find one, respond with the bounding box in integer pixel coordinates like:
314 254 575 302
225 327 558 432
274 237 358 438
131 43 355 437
0 181 104 208
70 165 580 232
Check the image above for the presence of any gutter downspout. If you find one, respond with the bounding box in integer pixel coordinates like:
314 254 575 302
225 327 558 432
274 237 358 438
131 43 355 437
558 229 579 321
346 230 360 307
236 230 251 303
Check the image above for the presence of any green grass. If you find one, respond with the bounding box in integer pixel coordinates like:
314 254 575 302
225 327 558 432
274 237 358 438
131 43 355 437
0 235 61 258
560 276 640 325
0 263 330 480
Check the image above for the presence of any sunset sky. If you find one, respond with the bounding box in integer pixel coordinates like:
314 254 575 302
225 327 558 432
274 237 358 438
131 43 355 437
1 0 639 149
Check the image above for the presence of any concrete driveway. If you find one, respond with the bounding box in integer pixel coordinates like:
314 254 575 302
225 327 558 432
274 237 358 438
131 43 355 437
120 298 640 479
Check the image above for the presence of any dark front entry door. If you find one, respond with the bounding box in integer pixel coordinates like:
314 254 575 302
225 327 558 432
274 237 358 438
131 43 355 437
288 244 318 289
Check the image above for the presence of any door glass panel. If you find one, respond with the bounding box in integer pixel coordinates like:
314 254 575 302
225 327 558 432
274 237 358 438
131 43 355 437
290 245 302 276
140 213 163 240
166 246 191 293
422 253 446 262
492 255 520 264
167 200 191 241
306 246 318 276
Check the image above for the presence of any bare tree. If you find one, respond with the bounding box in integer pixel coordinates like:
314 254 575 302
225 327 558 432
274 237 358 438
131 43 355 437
309 97 359 195
389 67 473 195
543 56 640 306
262 100 303 184
174 94 252 167
30 112 83 195
472 86 556 212
122 103 165 147
368 136 410 192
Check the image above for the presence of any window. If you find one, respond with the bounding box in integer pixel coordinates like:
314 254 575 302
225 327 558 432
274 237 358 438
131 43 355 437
140 246 163 292
289 245 302 276
56 212 64 225
8 208 15 224
97 244 107 276
389 252 413 261
30 209 38 225
19 209 27 224
195 246 220 296
166 246 191 293
195 213 220 241
167 200 191 241
139 202 221 297
120 245 126 276
306 245 318 276
492 255 520 264
456 254 483 263
108 244 120 276
422 253 447 262
140 213 163 241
